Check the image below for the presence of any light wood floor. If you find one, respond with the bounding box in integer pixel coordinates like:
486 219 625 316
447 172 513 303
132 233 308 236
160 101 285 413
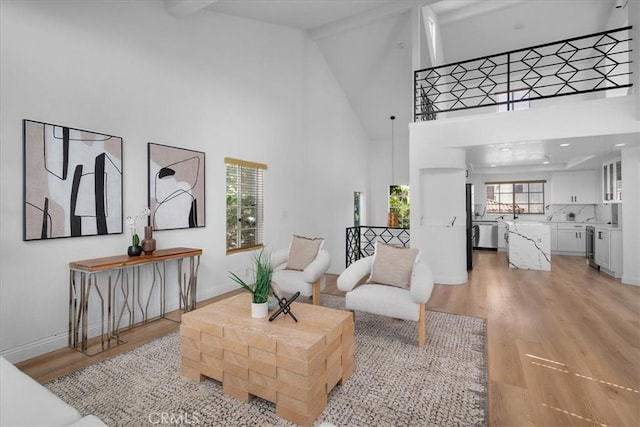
16 251 640 426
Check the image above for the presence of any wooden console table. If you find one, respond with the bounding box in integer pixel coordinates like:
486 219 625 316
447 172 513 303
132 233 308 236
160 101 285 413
69 247 202 355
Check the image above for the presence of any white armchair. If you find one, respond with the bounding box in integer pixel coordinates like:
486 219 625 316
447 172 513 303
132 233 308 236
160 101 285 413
337 251 434 347
271 237 331 305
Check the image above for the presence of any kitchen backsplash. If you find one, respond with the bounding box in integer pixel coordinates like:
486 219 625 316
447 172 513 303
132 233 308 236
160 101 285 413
545 204 597 222
477 203 620 225
474 204 622 227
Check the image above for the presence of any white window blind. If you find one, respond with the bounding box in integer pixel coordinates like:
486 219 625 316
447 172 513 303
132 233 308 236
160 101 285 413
225 157 267 253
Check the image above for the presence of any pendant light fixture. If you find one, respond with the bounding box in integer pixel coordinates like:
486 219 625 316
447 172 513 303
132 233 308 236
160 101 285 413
388 115 398 228
390 115 396 184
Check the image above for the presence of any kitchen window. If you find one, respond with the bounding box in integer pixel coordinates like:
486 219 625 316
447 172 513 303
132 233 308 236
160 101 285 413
225 157 266 253
485 180 544 215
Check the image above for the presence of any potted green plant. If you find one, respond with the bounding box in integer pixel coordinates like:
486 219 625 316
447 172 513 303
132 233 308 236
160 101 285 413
126 207 150 256
229 249 273 318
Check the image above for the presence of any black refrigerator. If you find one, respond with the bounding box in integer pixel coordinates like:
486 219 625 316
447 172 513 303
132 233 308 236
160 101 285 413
466 183 475 270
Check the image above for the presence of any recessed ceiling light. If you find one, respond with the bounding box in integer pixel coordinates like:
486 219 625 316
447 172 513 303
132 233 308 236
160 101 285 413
499 147 511 152
543 161 550 164
490 164 497 167
560 143 570 147
615 143 626 147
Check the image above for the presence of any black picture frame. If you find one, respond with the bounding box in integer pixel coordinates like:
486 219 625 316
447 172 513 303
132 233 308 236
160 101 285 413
23 119 123 241
147 143 205 231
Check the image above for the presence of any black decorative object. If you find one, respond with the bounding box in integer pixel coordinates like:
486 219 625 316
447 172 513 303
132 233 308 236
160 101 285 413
269 291 300 322
346 226 410 267
127 245 142 256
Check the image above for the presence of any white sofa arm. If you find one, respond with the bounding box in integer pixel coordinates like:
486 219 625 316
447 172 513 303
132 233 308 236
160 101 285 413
303 249 331 283
0 356 108 426
337 256 373 292
409 261 435 304
270 248 289 270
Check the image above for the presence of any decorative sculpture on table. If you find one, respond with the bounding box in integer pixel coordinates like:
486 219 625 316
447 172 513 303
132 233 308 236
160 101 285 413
126 207 150 256
142 225 156 255
269 291 300 322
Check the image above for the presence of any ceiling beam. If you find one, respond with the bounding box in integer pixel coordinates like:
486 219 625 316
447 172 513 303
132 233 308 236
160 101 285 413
432 0 526 26
164 0 218 19
309 1 435 41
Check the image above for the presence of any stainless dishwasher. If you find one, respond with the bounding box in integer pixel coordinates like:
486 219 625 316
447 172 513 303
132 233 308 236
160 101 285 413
473 220 498 250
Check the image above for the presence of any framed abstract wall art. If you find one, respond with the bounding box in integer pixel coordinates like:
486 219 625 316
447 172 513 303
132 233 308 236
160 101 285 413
147 143 205 231
23 119 123 241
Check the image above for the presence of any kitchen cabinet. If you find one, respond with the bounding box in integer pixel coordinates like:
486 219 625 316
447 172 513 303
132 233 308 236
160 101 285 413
556 224 586 253
594 227 622 278
550 223 558 251
602 159 622 203
551 170 597 204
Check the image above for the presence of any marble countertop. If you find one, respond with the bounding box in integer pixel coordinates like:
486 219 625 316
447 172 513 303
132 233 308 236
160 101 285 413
476 218 622 230
549 221 621 230
505 220 550 227
505 220 551 271
590 224 622 231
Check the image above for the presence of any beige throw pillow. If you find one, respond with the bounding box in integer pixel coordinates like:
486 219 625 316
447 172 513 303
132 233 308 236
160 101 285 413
286 235 324 271
369 242 420 289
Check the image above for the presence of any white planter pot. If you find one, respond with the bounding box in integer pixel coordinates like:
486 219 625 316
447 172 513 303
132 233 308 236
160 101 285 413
251 302 269 318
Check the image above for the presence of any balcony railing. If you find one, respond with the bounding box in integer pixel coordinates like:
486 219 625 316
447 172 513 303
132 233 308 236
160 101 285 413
346 226 410 267
414 26 633 121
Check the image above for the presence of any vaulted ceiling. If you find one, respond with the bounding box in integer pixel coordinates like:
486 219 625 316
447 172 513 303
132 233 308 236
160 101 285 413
163 0 636 172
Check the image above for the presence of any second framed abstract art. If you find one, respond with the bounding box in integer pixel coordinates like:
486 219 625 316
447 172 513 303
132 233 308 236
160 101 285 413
148 143 205 231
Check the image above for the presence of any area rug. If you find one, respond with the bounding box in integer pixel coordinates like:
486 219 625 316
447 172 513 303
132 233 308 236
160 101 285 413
45 295 487 426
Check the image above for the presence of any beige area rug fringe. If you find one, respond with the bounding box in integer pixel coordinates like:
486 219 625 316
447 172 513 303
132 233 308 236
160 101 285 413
46 295 487 426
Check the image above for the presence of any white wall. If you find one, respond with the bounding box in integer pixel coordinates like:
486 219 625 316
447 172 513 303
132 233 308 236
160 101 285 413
368 134 410 227
303 41 371 270
621 146 640 286
0 0 370 361
409 146 468 284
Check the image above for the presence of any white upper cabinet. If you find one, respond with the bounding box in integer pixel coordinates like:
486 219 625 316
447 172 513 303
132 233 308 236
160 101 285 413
602 159 622 203
550 170 597 204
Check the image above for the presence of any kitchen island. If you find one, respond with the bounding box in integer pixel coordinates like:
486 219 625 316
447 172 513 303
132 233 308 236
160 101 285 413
505 221 551 271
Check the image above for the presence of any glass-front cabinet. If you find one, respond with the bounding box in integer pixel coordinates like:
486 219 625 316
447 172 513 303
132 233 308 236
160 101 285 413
602 159 622 203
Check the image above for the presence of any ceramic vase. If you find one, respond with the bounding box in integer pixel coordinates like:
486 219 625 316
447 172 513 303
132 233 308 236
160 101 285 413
251 302 269 318
141 225 156 255
127 245 142 256
387 212 399 227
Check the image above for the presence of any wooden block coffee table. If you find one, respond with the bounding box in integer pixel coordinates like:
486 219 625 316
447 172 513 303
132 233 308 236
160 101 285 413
179 293 355 426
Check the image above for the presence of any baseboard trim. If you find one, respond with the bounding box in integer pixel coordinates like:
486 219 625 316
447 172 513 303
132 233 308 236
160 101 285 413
1 283 240 364
621 275 640 286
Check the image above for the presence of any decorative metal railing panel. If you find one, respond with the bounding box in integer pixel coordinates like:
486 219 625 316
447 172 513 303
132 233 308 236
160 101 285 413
346 226 410 267
414 26 633 121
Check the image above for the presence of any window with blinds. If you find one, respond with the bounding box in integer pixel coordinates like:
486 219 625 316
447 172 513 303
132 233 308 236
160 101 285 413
225 157 267 253
485 180 545 215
